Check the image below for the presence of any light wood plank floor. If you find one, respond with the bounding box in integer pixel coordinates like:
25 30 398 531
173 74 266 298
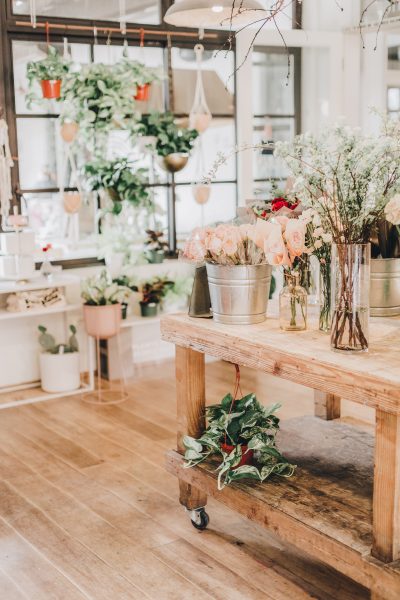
0 360 371 600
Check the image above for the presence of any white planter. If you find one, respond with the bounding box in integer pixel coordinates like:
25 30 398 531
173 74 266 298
39 352 81 393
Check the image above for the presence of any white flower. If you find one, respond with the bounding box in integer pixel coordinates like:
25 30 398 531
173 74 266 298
299 208 314 224
313 227 324 238
314 239 323 249
384 194 400 225
321 233 332 243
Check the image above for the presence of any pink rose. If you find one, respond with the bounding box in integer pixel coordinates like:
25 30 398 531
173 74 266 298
264 222 291 266
207 236 223 254
285 219 306 260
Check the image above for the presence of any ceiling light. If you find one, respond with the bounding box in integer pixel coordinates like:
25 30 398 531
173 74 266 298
164 0 265 29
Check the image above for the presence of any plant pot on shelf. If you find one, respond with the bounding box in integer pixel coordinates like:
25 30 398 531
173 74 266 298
39 352 80 393
220 443 254 469
157 153 189 173
40 79 62 99
60 121 79 143
370 257 400 316
121 302 128 320
147 249 165 264
134 83 151 101
83 304 122 339
140 302 158 317
206 263 272 325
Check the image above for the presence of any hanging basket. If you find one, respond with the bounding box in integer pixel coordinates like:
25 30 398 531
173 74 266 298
134 83 151 101
83 304 122 339
192 183 211 205
63 192 81 214
157 153 189 173
189 44 212 134
40 79 62 99
60 121 79 143
190 112 212 134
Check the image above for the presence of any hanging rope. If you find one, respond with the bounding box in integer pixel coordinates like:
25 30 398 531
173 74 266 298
224 364 243 445
119 0 127 35
189 43 212 133
29 0 36 28
45 21 50 47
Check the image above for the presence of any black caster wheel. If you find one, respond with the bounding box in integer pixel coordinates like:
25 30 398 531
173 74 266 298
190 508 209 531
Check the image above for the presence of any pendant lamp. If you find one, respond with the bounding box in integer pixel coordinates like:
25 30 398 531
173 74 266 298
164 0 265 28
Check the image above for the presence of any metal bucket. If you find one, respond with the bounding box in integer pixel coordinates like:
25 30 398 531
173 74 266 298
370 258 400 316
206 263 272 325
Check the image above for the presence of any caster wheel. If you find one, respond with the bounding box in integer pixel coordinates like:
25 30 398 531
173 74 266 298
190 508 209 531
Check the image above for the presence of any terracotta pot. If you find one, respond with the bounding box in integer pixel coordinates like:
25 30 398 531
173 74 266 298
220 443 254 469
40 79 62 99
157 153 189 173
190 112 212 133
60 121 79 143
63 192 81 214
134 83 150 101
83 304 122 339
192 183 211 205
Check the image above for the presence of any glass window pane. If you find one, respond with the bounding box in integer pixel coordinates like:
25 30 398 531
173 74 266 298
175 182 237 245
12 40 91 114
17 117 62 190
388 87 400 112
252 117 294 182
12 0 161 24
252 51 294 116
171 47 234 115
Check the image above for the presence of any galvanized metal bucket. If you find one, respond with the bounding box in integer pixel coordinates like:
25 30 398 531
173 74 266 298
370 258 400 317
206 263 272 325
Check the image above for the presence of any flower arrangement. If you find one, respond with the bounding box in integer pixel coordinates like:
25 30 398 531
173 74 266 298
81 269 131 306
183 391 295 490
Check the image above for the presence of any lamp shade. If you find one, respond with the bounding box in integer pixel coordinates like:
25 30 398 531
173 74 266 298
164 0 265 28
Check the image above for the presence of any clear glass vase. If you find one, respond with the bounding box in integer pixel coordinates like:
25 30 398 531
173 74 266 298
330 243 370 353
319 261 331 333
279 272 307 331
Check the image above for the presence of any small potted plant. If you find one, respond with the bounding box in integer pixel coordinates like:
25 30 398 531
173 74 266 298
183 391 295 490
84 159 151 216
81 269 131 338
27 45 69 103
144 229 169 263
38 324 80 393
140 276 174 317
117 59 161 101
112 275 139 319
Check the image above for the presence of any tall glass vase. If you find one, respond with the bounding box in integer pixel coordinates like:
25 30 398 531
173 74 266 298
330 243 370 353
319 260 331 333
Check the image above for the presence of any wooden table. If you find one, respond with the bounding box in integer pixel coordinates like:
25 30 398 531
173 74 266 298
161 313 400 600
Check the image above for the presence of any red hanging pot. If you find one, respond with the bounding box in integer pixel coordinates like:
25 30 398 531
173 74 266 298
134 83 150 101
40 79 62 99
220 443 254 469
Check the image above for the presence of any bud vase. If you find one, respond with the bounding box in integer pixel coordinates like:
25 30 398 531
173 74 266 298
319 261 331 333
330 243 370 353
279 272 307 331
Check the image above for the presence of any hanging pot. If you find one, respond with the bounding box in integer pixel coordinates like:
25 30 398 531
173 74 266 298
40 79 62 99
190 112 212 133
157 153 189 173
192 183 211 205
134 83 151 101
39 352 81 393
63 192 81 214
83 304 122 339
60 121 79 143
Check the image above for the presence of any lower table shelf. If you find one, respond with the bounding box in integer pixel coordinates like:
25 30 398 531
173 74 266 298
165 416 400 599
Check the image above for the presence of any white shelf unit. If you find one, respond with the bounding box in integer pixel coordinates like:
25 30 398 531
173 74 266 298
0 274 95 409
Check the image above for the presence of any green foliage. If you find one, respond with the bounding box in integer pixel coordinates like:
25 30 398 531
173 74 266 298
26 45 70 107
81 269 132 306
136 112 199 157
117 59 161 87
84 158 151 216
183 393 296 490
38 324 79 354
112 275 139 292
140 276 174 305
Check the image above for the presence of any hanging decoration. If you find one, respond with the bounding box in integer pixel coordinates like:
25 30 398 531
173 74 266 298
192 136 211 225
0 110 14 219
58 123 83 246
29 0 37 28
119 0 127 35
189 44 212 133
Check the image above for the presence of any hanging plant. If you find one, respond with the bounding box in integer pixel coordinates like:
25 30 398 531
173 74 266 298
26 45 70 106
117 59 162 101
83 158 152 216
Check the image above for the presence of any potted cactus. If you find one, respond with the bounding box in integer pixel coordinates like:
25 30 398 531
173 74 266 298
38 325 80 393
81 270 131 338
26 45 69 103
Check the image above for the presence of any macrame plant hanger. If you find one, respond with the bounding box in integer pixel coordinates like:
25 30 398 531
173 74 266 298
189 44 212 133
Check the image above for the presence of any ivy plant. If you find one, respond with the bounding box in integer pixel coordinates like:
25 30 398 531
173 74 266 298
183 393 296 490
117 59 161 87
26 45 70 107
84 158 152 216
137 112 199 157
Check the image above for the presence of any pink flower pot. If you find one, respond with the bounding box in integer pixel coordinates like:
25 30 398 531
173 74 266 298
83 304 121 339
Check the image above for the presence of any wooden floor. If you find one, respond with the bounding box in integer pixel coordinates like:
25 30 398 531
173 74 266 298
0 360 372 600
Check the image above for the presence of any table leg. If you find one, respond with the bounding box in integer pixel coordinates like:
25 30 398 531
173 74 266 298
314 390 341 420
176 345 207 511
372 409 400 563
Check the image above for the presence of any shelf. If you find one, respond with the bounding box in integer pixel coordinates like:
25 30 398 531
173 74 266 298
0 274 80 295
121 315 161 328
0 303 82 321
0 381 93 410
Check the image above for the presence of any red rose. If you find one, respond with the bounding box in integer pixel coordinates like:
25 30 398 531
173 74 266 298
271 197 299 212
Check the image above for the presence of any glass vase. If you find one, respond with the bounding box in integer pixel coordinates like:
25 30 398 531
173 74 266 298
279 272 307 331
319 261 331 333
330 243 370 353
